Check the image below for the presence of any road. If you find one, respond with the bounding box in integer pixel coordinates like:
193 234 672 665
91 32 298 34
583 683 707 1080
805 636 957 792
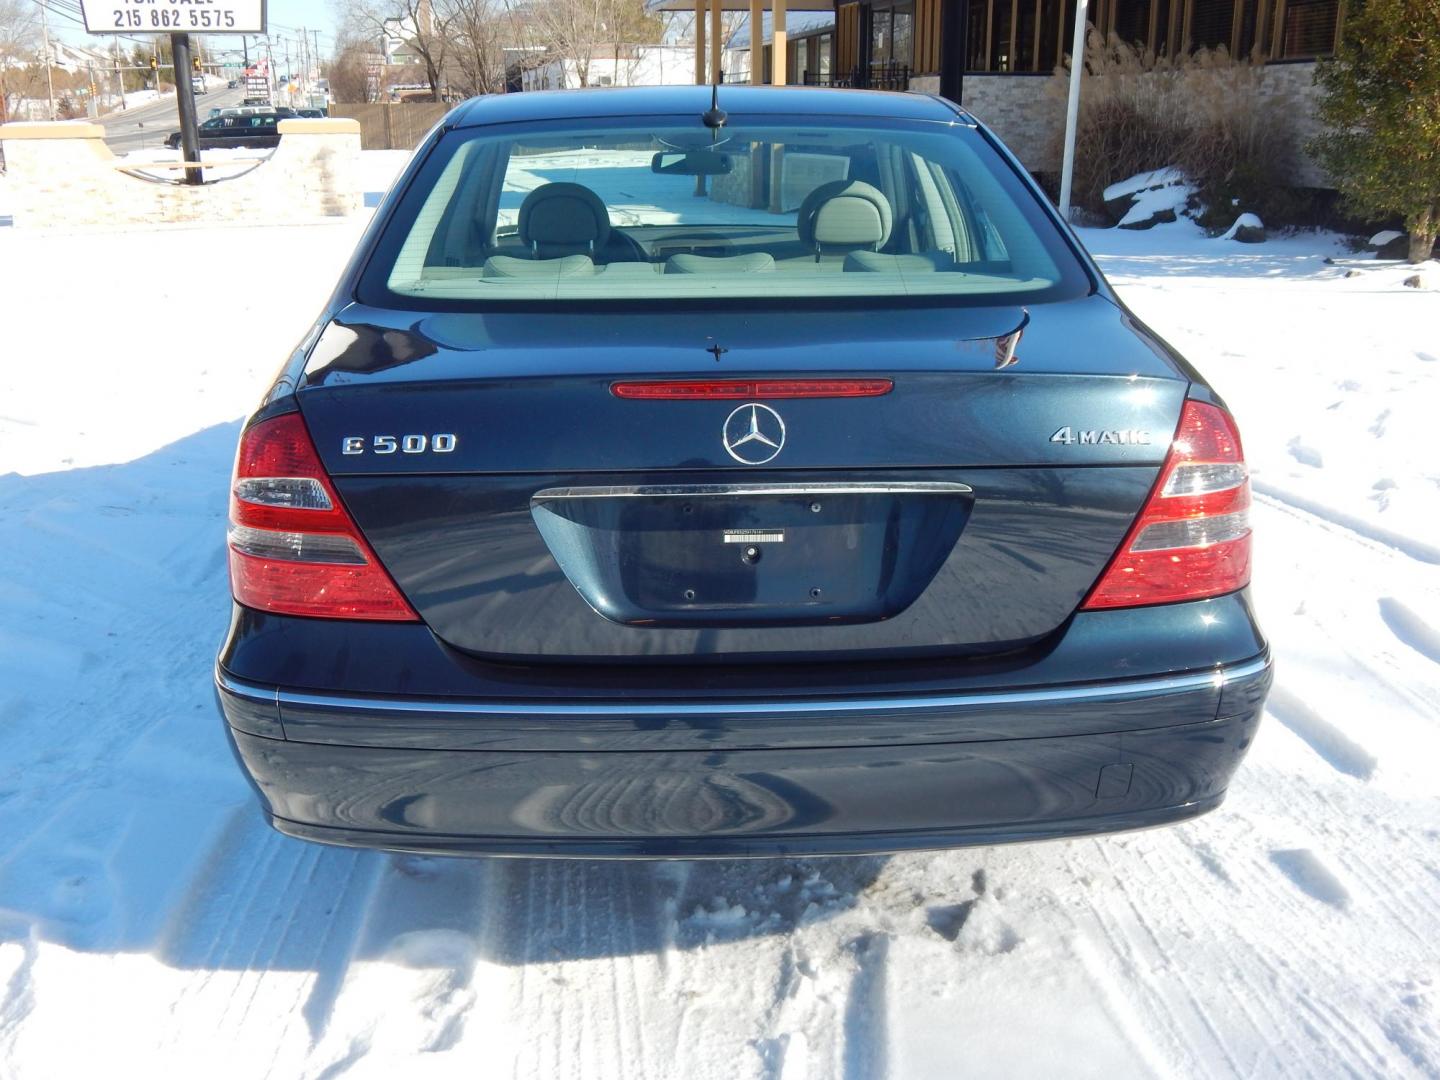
97 86 246 154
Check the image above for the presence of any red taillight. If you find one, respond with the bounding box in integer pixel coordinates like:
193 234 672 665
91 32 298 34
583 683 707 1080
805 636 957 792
611 379 893 400
227 413 418 621
1082 400 1251 610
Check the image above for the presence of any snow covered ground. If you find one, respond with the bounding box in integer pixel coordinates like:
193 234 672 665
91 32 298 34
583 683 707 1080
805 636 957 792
0 203 1437 1078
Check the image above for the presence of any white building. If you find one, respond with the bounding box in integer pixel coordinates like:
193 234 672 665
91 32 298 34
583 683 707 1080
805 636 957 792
520 46 696 91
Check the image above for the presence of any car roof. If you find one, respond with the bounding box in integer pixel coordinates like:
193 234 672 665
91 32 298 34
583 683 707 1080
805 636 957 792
450 86 971 128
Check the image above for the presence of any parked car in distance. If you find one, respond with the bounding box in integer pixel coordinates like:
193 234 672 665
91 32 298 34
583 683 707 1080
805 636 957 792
215 85 1272 859
216 105 296 118
164 114 281 151
227 79 238 89
296 107 328 118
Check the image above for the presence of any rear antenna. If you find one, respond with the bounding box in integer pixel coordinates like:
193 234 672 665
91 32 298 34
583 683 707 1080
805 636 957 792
702 81 727 133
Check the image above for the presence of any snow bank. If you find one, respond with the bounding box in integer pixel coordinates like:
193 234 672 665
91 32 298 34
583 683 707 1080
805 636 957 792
1102 166 1186 203
100 88 170 115
1103 167 1193 228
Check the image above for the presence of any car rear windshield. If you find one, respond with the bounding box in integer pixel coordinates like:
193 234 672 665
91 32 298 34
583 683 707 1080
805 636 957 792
358 115 1091 308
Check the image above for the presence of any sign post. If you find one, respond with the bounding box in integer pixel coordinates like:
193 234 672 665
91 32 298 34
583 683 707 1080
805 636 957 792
76 0 267 185
170 34 203 185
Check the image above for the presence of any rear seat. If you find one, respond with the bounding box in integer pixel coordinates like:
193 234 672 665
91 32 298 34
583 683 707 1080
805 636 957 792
843 251 957 273
664 253 775 275
483 254 596 278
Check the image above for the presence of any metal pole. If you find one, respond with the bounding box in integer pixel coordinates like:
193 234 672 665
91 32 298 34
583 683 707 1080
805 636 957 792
37 0 56 120
1057 0 1089 222
709 0 721 83
114 39 127 110
939 0 967 103
170 33 204 185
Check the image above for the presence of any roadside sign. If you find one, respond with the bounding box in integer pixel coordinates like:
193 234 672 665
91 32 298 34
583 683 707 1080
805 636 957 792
79 0 266 34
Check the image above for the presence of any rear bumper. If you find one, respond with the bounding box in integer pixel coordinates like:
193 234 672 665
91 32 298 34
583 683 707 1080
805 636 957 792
217 653 1271 858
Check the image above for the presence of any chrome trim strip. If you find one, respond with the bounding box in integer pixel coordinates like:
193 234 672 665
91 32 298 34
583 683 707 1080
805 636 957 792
217 656 1270 719
531 481 973 502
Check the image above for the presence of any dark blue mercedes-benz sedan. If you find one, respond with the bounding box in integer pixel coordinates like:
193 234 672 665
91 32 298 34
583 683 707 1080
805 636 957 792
214 85 1271 857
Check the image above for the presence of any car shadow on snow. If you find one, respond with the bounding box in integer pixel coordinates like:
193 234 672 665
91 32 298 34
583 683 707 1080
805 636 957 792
0 422 888 985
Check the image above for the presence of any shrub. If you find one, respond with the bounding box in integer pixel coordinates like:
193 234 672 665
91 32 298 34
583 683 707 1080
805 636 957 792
1311 0 1440 263
1049 35 1301 227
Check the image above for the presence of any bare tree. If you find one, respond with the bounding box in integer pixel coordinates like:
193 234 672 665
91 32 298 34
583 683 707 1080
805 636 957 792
326 34 378 103
517 0 657 88
526 0 606 87
447 0 510 97
344 0 452 101
0 0 40 124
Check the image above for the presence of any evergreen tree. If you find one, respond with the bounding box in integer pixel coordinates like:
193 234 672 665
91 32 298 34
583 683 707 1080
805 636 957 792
1312 0 1440 263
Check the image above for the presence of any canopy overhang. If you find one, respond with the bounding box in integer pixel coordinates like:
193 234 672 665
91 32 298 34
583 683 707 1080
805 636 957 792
645 0 830 10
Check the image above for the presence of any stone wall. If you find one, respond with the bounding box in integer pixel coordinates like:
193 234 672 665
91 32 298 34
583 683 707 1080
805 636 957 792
0 118 363 229
915 62 1329 186
955 73 1061 172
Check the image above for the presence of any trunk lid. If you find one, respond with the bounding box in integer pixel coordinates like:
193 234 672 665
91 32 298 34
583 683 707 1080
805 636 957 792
296 298 1186 664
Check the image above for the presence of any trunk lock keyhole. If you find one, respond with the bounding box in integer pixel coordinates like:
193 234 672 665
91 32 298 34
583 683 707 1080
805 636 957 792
683 588 697 601
742 546 761 565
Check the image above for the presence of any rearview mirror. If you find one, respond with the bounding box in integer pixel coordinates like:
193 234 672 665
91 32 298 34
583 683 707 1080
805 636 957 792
651 150 733 177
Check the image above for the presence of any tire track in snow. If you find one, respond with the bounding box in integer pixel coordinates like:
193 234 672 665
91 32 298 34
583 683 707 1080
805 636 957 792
1068 763 1439 1079
152 811 387 1070
840 932 889 1080
1264 685 1379 780
1378 597 1440 666
497 859 673 1080
1089 816 1415 1077
1253 483 1440 565
299 855 518 1075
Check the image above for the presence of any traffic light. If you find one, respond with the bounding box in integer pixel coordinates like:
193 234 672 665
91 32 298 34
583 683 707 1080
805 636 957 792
193 57 202 72
149 56 158 70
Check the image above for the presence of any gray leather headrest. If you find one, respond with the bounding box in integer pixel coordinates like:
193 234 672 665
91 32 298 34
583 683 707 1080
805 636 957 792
797 180 893 254
518 183 611 257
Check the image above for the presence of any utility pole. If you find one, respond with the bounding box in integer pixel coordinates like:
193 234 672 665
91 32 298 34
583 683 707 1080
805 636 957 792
113 38 126 110
37 0 56 120
299 27 309 102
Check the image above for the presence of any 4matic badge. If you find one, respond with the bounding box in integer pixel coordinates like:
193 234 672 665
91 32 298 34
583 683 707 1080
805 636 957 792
1049 426 1153 446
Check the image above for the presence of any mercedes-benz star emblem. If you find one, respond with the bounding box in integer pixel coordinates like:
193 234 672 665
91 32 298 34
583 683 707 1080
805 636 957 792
723 403 786 465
